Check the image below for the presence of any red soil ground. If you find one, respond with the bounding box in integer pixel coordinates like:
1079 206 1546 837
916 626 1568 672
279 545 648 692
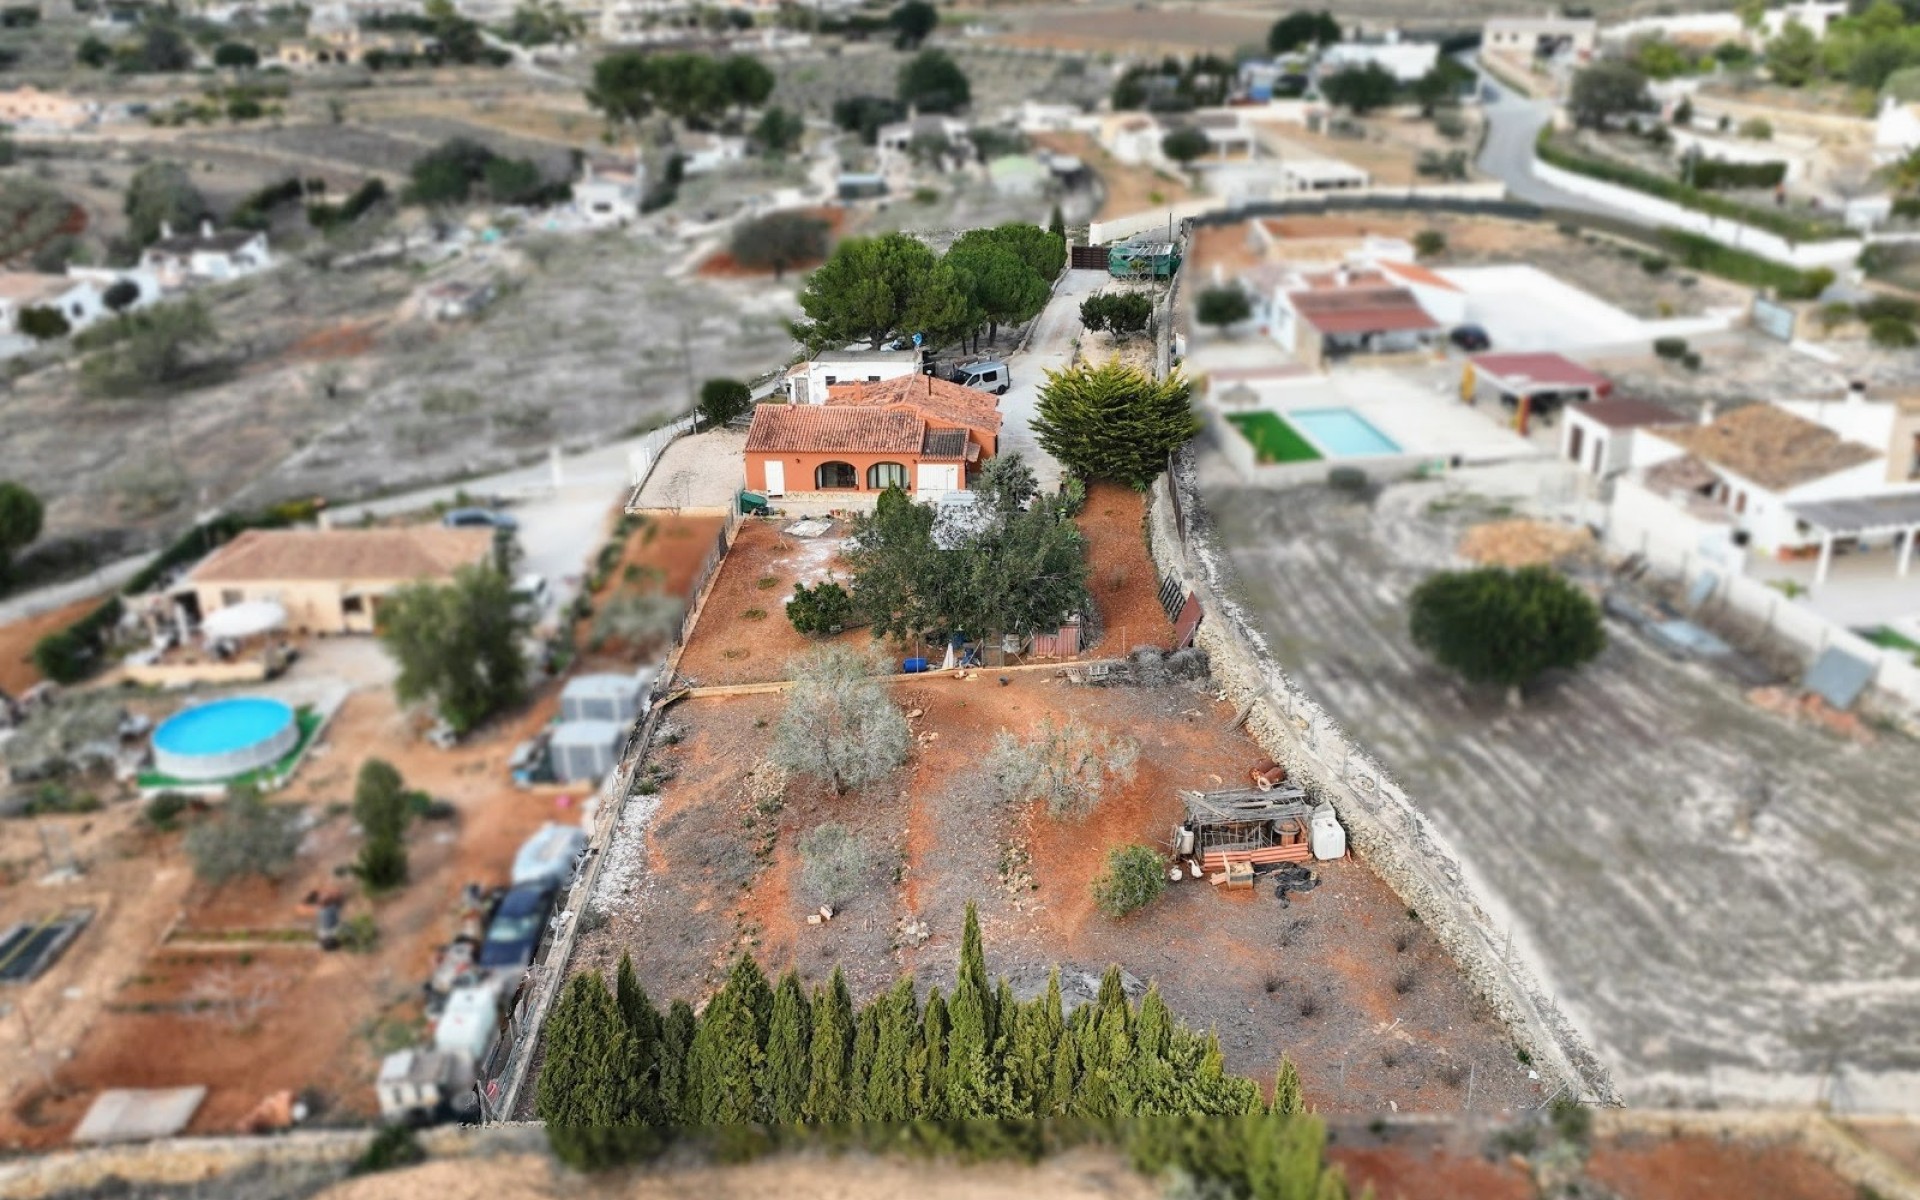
1077 483 1177 652
0 594 104 695
575 509 726 666
1585 1134 1859 1200
287 320 379 362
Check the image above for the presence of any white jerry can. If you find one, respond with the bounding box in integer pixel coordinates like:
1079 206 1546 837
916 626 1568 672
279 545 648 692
1309 804 1346 861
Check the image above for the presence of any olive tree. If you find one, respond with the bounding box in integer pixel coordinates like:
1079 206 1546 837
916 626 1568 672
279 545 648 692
770 647 909 794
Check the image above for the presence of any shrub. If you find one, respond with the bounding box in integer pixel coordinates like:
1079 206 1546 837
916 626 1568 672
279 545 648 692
1413 230 1447 258
1857 295 1920 324
1688 158 1786 190
1327 466 1369 493
1870 317 1919 349
351 1125 424 1175
1738 117 1772 140
983 716 1139 819
1091 843 1166 918
1194 286 1251 330
30 630 89 684
1408 565 1605 693
1078 291 1153 336
797 822 870 908
729 211 830 278
144 791 191 831
786 579 852 636
1680 350 1703 370
1652 336 1689 359
771 646 909 794
1640 254 1669 274
185 787 302 885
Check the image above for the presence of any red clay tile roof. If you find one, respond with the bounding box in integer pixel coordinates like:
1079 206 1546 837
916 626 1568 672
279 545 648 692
920 428 969 460
1287 284 1437 335
188 527 493 584
745 404 925 454
826 375 1004 437
1472 352 1610 391
1651 404 1880 492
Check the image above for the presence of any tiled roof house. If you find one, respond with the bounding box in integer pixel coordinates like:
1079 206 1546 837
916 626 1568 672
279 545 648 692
745 376 1002 500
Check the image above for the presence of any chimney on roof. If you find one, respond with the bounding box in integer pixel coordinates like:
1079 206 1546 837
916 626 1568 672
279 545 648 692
200 218 214 239
1698 400 1715 427
1847 379 1867 403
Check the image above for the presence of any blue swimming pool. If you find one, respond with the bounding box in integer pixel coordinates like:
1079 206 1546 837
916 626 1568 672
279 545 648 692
151 697 298 782
1286 407 1402 458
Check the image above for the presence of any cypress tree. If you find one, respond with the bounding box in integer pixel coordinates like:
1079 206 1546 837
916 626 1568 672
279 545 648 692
945 964 993 1118
1044 1031 1076 1118
764 970 812 1124
1271 1055 1305 1117
724 952 776 1047
849 1002 879 1116
864 974 920 1123
918 987 950 1120
1246 1109 1332 1200
614 954 664 1123
688 983 766 1126
1130 983 1176 1114
958 902 995 1040
536 972 640 1167
804 970 855 1124
657 999 697 1124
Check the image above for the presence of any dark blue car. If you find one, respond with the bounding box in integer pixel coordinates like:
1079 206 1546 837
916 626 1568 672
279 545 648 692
479 882 556 970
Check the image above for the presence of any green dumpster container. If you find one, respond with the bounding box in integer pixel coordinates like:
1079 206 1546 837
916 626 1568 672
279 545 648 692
738 490 769 515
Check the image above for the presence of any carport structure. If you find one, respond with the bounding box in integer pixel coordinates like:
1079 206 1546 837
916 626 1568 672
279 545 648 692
1789 493 1920 587
1464 352 1612 434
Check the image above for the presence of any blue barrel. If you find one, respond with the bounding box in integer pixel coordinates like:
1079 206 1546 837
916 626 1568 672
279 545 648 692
902 657 929 674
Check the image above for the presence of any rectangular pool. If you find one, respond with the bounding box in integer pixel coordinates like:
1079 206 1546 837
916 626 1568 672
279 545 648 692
1286 407 1401 457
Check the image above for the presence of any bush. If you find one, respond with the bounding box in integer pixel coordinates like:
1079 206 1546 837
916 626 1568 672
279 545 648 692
1652 336 1689 359
1091 843 1166 918
983 717 1139 819
1738 117 1772 140
1680 350 1703 370
31 630 90 684
351 1125 425 1176
1857 295 1920 324
729 211 830 278
797 822 869 908
1413 230 1447 258
1870 317 1919 349
185 787 302 886
1193 286 1252 331
786 579 852 636
1079 291 1153 336
1688 157 1786 190
1640 254 1669 274
1409 566 1605 692
144 791 191 831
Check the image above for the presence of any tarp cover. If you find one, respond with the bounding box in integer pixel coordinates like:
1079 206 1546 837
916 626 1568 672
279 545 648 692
1803 646 1874 711
71 1087 207 1144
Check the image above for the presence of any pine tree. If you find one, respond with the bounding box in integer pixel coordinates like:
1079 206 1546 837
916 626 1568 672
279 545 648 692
864 974 919 1123
918 987 950 1120
688 981 766 1126
804 969 855 1124
657 999 696 1125
1271 1055 1305 1117
764 970 812 1124
614 953 664 1124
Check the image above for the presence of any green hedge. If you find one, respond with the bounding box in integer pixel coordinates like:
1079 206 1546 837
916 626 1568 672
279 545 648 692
1894 196 1920 220
1689 157 1787 191
1537 129 1847 243
1657 228 1832 299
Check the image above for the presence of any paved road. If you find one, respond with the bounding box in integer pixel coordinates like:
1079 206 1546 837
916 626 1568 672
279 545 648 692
1471 59 1636 222
999 269 1107 493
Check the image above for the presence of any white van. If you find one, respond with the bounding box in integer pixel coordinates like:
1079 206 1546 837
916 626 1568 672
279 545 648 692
951 360 1010 395
511 573 550 618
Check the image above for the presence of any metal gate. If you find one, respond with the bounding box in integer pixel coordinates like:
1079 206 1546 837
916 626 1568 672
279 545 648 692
1070 245 1110 271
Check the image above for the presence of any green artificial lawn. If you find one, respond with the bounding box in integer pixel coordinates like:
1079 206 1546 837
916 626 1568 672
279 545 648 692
1227 411 1323 464
138 706 324 791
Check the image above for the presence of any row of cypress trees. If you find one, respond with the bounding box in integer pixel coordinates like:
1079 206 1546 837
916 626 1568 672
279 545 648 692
537 903 1322 1192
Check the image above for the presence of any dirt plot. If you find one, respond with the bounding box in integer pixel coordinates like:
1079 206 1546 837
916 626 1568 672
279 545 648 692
575 511 727 665
0 648 585 1148
574 661 1542 1113
1586 1134 1857 1200
672 518 874 688
1080 483 1177 652
1201 460 1920 1107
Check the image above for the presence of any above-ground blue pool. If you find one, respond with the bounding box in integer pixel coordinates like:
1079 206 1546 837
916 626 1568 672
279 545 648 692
151 697 299 782
1286 407 1402 457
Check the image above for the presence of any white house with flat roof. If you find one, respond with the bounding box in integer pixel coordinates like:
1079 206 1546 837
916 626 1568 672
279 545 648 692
1318 37 1437 84
788 348 924 405
0 272 106 337
1481 16 1596 62
575 156 645 227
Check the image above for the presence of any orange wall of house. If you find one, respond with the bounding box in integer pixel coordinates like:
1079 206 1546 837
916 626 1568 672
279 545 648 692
749 450 924 492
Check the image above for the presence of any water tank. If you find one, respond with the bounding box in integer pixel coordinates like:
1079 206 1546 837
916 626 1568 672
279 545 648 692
1310 804 1346 861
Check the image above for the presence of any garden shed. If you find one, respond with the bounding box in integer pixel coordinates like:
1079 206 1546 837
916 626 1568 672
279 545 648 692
1174 787 1314 873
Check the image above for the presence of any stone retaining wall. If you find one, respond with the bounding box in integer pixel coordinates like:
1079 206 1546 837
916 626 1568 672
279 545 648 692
1144 450 1618 1106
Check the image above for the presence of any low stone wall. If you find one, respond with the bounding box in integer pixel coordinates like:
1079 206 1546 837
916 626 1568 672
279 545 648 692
1144 450 1618 1106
